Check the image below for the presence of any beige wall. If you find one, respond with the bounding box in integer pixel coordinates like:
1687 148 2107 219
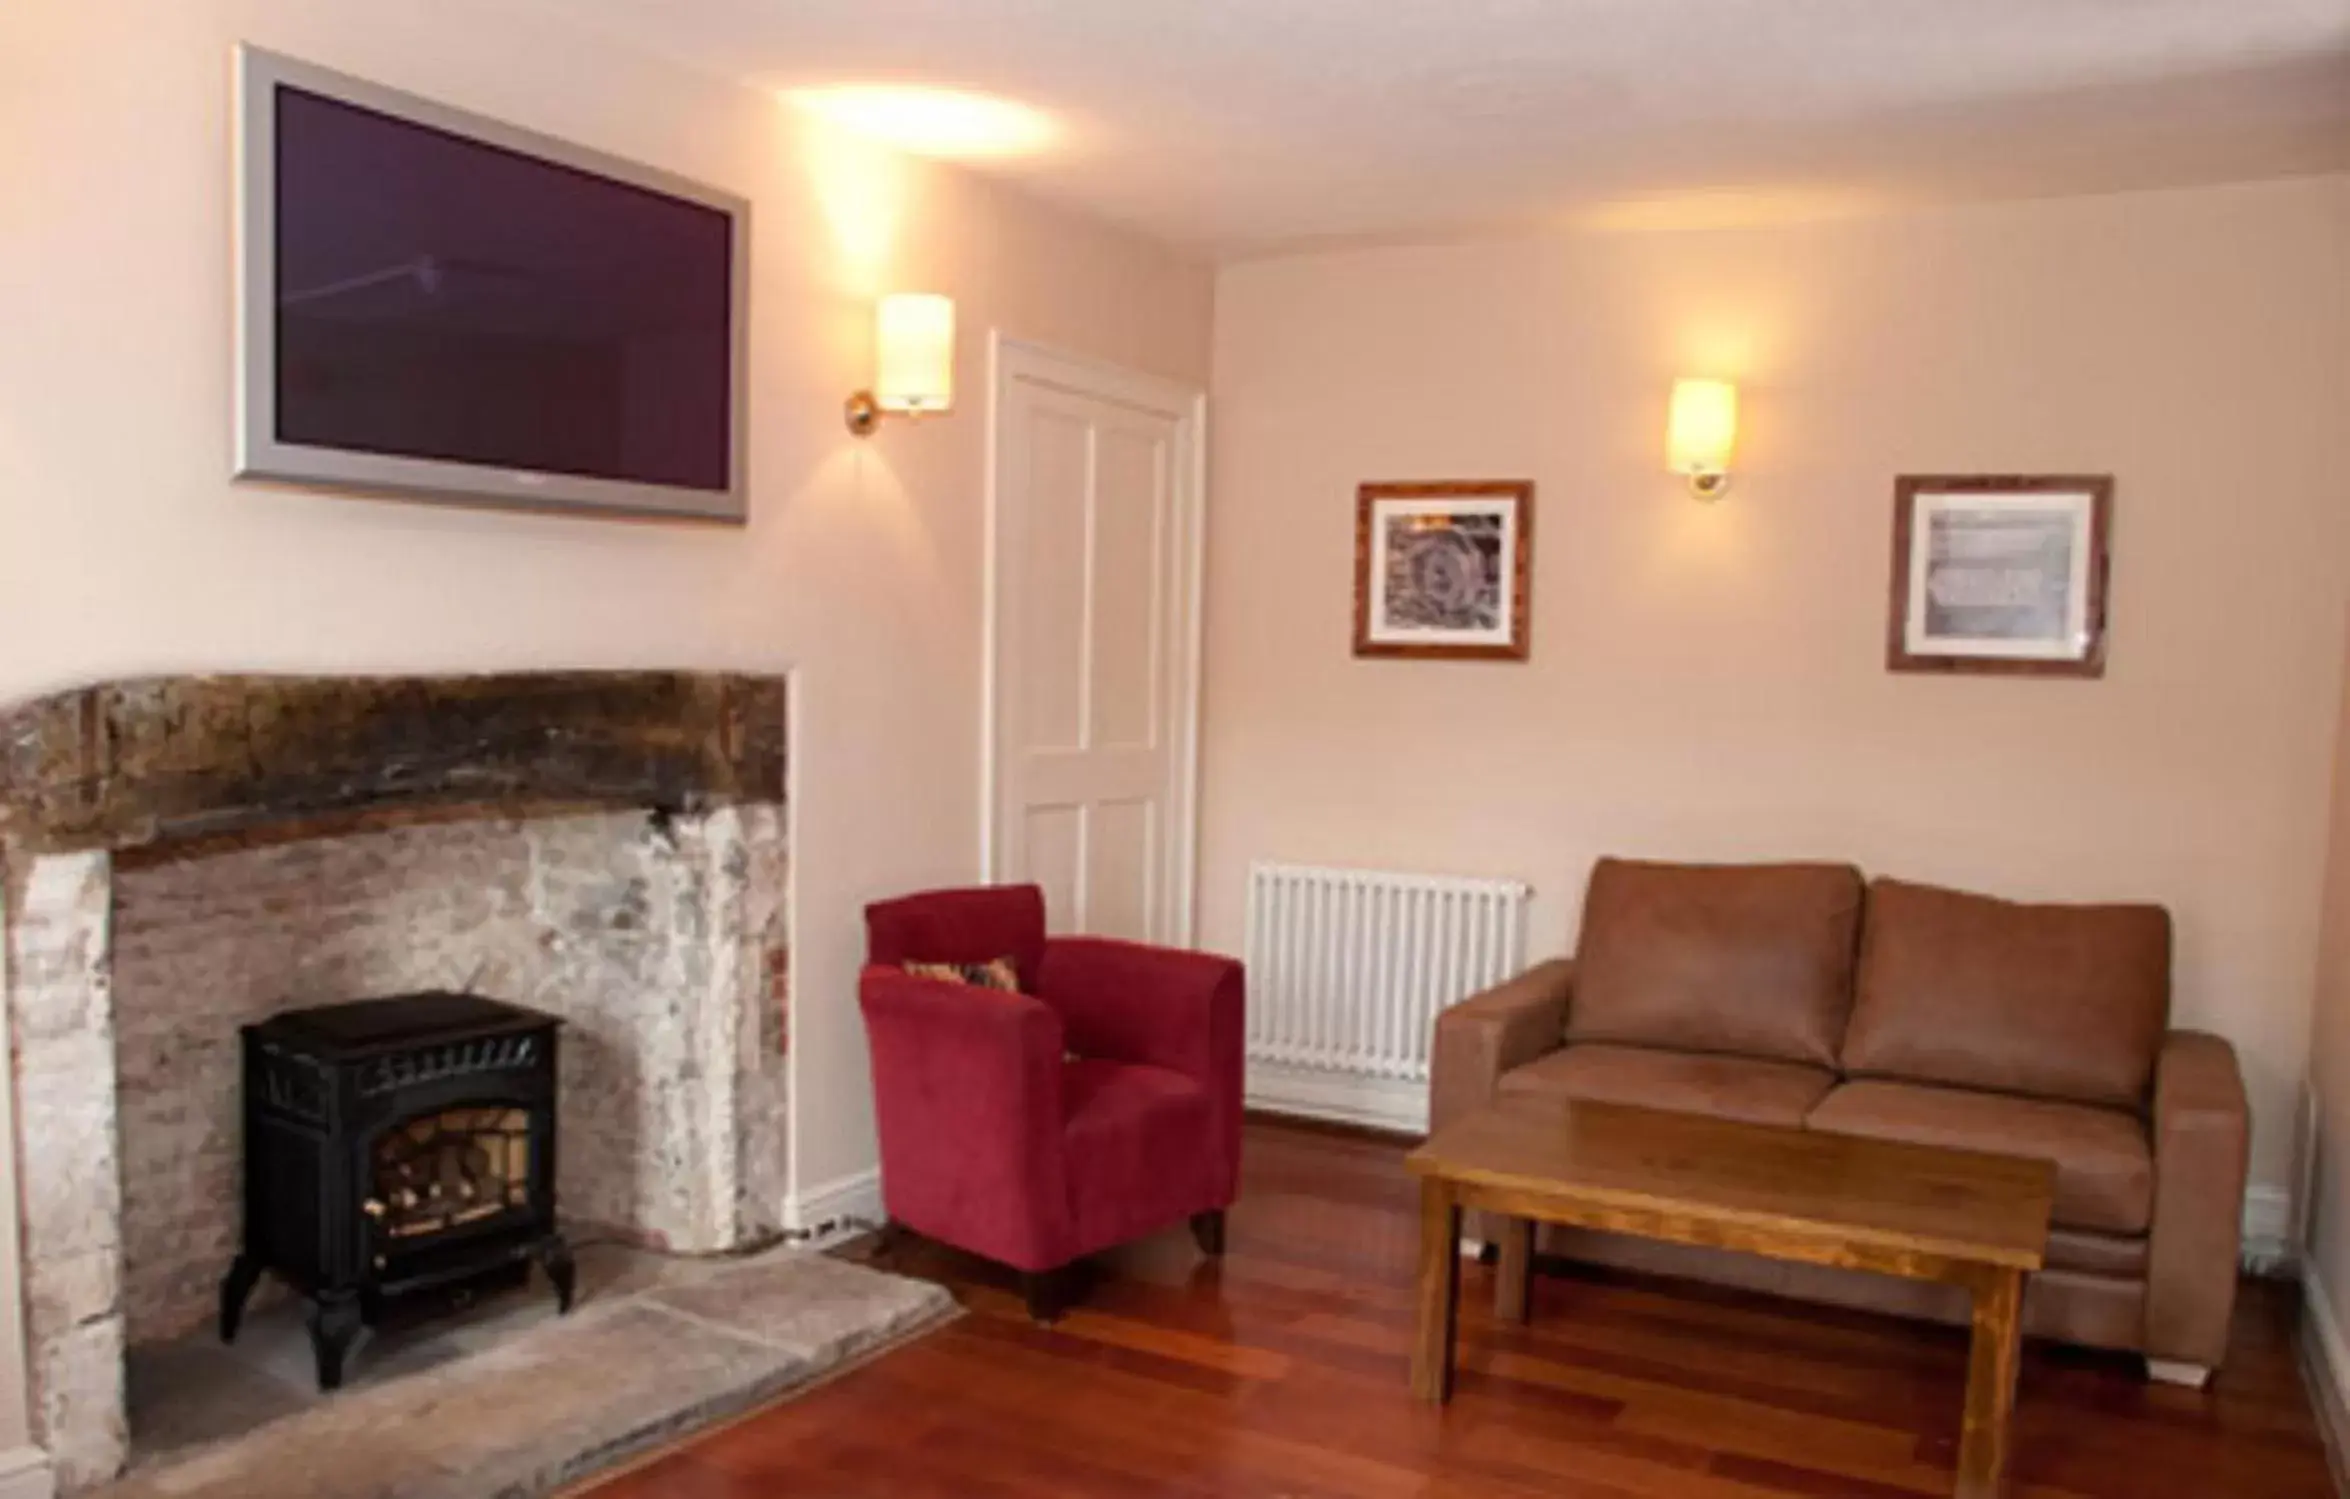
0 0 1212 1222
2306 613 2350 1358
1198 176 2350 1199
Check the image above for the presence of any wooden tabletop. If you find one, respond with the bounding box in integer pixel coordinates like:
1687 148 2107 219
1408 1097 2054 1271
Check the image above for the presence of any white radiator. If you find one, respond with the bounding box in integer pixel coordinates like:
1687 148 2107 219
1243 861 1532 1133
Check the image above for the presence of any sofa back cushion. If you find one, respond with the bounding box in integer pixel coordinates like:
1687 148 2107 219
1841 878 2169 1109
1567 859 1865 1068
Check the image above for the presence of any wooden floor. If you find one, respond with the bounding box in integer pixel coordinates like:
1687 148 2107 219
585 1119 2337 1498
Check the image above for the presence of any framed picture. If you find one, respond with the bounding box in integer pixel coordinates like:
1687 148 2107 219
1353 481 1533 661
1887 475 2112 677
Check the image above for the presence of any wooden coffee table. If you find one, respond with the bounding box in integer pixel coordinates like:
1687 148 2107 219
1406 1098 2054 1499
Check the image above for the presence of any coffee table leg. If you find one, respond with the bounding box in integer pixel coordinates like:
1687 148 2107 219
1410 1178 1461 1403
1495 1216 1532 1323
1957 1266 2025 1499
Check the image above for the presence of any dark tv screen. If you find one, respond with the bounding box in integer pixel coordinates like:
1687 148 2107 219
270 84 736 495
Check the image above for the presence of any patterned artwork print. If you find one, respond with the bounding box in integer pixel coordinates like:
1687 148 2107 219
1381 513 1504 632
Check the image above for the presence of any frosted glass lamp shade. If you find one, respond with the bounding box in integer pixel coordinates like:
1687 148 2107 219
1667 378 1737 498
875 293 955 415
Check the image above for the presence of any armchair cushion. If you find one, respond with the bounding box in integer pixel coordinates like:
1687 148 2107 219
904 957 1022 992
1062 1059 1221 1251
1038 937 1245 1210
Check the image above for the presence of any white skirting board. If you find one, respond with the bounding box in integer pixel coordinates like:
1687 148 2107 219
0 1446 52 1499
1246 1060 1430 1135
782 1167 884 1249
2301 1266 2350 1493
2242 1185 2297 1278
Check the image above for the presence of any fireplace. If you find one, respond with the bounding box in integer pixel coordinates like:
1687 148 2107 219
0 671 791 1491
221 992 575 1389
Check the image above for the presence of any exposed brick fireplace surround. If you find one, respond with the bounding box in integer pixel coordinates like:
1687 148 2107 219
0 672 790 1490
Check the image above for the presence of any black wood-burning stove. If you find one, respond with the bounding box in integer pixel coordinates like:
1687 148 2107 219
220 992 575 1389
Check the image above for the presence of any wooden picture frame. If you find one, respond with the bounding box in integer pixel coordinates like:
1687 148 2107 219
1887 475 2112 678
1353 481 1534 661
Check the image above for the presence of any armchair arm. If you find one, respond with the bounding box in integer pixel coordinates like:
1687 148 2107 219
1430 959 1574 1134
1036 938 1245 1206
857 965 1073 1269
2143 1029 2250 1369
1036 938 1244 1086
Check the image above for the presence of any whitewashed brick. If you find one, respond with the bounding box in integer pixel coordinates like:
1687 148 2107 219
38 1314 125 1492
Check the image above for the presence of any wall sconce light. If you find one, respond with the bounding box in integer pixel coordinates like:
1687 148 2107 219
845 292 956 437
1666 378 1738 499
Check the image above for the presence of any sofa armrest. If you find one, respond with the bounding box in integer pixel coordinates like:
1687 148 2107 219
858 965 1073 1267
1429 959 1574 1135
2143 1029 2250 1369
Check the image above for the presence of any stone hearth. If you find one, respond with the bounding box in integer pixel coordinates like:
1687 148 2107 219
0 672 790 1492
104 1246 952 1499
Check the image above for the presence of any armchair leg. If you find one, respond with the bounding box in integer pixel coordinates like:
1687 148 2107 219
1022 1267 1078 1324
1190 1209 1227 1258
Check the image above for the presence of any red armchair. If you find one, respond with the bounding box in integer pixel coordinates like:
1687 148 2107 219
859 884 1245 1320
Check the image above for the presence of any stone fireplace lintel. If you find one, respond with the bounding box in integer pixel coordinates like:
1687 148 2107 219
0 671 787 858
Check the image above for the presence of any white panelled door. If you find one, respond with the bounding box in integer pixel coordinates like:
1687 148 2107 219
986 339 1205 944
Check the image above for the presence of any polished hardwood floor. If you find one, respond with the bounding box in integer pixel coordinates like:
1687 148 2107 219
585 1119 2336 1498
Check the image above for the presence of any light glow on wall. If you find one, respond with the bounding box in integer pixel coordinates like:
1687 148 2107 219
791 85 1059 160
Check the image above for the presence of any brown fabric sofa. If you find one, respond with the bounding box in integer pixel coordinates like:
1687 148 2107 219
1430 858 2251 1383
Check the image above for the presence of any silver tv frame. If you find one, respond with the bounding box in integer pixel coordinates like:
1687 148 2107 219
234 46 751 523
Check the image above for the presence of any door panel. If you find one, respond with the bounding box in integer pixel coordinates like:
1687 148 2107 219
1087 423 1167 751
1015 407 1092 753
1087 797 1155 942
1021 804 1084 925
990 344 1201 943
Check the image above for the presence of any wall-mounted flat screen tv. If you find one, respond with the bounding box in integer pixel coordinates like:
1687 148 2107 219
235 47 749 522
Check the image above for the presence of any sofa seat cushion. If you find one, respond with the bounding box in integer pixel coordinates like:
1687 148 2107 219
1842 878 2169 1110
2046 1227 2148 1279
1497 1042 1838 1128
1061 1059 1217 1252
1806 1080 2152 1235
1569 859 1865 1068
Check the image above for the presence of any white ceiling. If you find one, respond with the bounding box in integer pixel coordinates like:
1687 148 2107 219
540 0 2350 256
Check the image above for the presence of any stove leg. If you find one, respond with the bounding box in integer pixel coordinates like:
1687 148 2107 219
219 1254 262 1343
306 1292 363 1392
538 1234 577 1314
